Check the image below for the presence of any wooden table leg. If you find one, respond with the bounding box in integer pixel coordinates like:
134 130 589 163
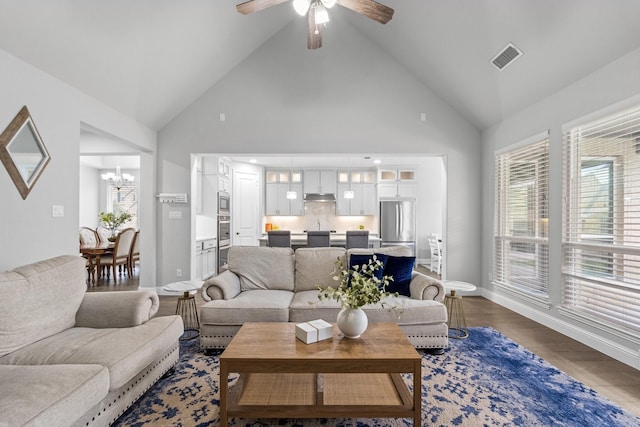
414 360 422 426
220 362 228 427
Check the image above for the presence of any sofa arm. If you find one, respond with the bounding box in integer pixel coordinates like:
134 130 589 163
75 290 159 328
201 270 241 302
410 272 446 302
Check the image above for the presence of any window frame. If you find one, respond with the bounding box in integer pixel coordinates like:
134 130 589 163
494 131 550 304
561 104 640 341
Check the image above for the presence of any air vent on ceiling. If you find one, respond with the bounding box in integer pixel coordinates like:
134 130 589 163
491 43 523 71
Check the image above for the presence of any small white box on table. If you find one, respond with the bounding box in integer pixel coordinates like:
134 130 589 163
307 319 333 341
295 322 318 344
295 319 333 344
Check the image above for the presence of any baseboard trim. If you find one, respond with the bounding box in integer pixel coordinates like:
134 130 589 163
481 288 640 370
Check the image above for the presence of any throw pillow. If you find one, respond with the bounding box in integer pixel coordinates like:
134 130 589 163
349 253 389 281
380 254 415 297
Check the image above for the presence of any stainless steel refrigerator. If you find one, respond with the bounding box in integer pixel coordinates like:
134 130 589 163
380 199 416 255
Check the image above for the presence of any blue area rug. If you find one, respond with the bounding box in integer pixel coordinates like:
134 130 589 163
113 327 640 426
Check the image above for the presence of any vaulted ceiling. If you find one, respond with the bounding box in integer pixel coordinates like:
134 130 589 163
1 0 640 131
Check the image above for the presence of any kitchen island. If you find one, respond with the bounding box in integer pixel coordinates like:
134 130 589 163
258 232 381 248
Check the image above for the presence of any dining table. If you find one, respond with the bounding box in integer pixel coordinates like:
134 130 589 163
80 241 114 284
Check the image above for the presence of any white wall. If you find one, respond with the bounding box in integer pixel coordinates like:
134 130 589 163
0 49 156 275
157 20 481 285
481 47 640 367
79 164 100 227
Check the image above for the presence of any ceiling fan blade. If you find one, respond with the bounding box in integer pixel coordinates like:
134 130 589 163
307 9 322 50
236 0 290 15
337 0 394 24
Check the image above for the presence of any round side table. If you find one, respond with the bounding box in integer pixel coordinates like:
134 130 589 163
441 280 477 339
162 280 203 341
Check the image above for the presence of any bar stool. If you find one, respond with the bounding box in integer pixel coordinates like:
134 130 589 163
346 230 369 249
267 230 291 247
307 230 330 247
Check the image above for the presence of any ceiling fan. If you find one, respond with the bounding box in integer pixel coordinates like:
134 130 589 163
236 0 394 50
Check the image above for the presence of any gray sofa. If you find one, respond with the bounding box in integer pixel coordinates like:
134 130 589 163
0 255 184 427
200 246 448 351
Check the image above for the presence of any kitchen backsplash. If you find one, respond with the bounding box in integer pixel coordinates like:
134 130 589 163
264 202 376 233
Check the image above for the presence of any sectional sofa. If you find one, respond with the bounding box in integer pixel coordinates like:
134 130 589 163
0 255 184 427
200 245 448 351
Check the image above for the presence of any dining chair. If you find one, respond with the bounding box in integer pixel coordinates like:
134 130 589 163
267 230 291 248
79 227 98 246
307 230 330 248
96 225 111 243
427 233 443 275
100 228 136 281
128 230 140 275
345 230 369 249
79 227 98 283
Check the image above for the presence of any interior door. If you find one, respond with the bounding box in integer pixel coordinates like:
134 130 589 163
233 170 259 246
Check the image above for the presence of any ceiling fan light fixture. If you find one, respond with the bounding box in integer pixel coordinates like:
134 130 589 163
293 0 311 16
314 2 330 24
322 0 337 8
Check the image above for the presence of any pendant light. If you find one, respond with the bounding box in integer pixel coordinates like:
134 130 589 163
344 159 354 199
286 157 297 199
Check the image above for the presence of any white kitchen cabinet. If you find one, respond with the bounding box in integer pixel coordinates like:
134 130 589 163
378 168 415 182
218 175 231 193
378 182 416 198
336 183 376 215
265 182 303 215
304 170 336 194
265 170 303 215
202 239 217 279
266 169 302 184
194 242 204 280
377 168 416 198
218 158 231 178
350 170 376 184
336 183 351 215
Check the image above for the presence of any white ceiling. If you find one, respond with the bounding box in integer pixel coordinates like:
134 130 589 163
1 0 640 131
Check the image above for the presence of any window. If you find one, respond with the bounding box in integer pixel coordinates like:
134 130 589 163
107 185 138 229
494 132 549 300
562 105 640 337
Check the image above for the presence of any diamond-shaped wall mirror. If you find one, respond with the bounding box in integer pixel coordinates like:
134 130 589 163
0 106 51 199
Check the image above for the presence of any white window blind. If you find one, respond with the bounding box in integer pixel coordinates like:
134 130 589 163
562 105 640 336
495 134 549 299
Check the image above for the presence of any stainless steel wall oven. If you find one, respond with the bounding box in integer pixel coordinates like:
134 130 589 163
218 214 230 272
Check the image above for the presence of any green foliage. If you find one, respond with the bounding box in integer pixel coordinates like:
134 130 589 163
99 210 132 233
317 256 397 309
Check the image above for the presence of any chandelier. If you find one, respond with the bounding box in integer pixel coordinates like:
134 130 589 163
101 165 134 190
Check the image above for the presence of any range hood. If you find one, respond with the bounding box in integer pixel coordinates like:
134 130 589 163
303 193 336 203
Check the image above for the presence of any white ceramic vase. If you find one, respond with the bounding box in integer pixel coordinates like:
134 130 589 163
337 307 368 338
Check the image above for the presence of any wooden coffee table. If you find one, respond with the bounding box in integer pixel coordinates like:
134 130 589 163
219 322 422 426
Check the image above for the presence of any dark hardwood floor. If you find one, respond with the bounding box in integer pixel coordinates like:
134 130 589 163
86 268 640 417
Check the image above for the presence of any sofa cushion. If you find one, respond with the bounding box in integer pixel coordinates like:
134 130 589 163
0 255 86 357
228 246 295 291
0 315 183 390
289 290 447 326
349 253 388 281
294 247 346 292
0 364 109 427
200 290 294 325
381 255 416 297
347 245 413 261
288 289 343 323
